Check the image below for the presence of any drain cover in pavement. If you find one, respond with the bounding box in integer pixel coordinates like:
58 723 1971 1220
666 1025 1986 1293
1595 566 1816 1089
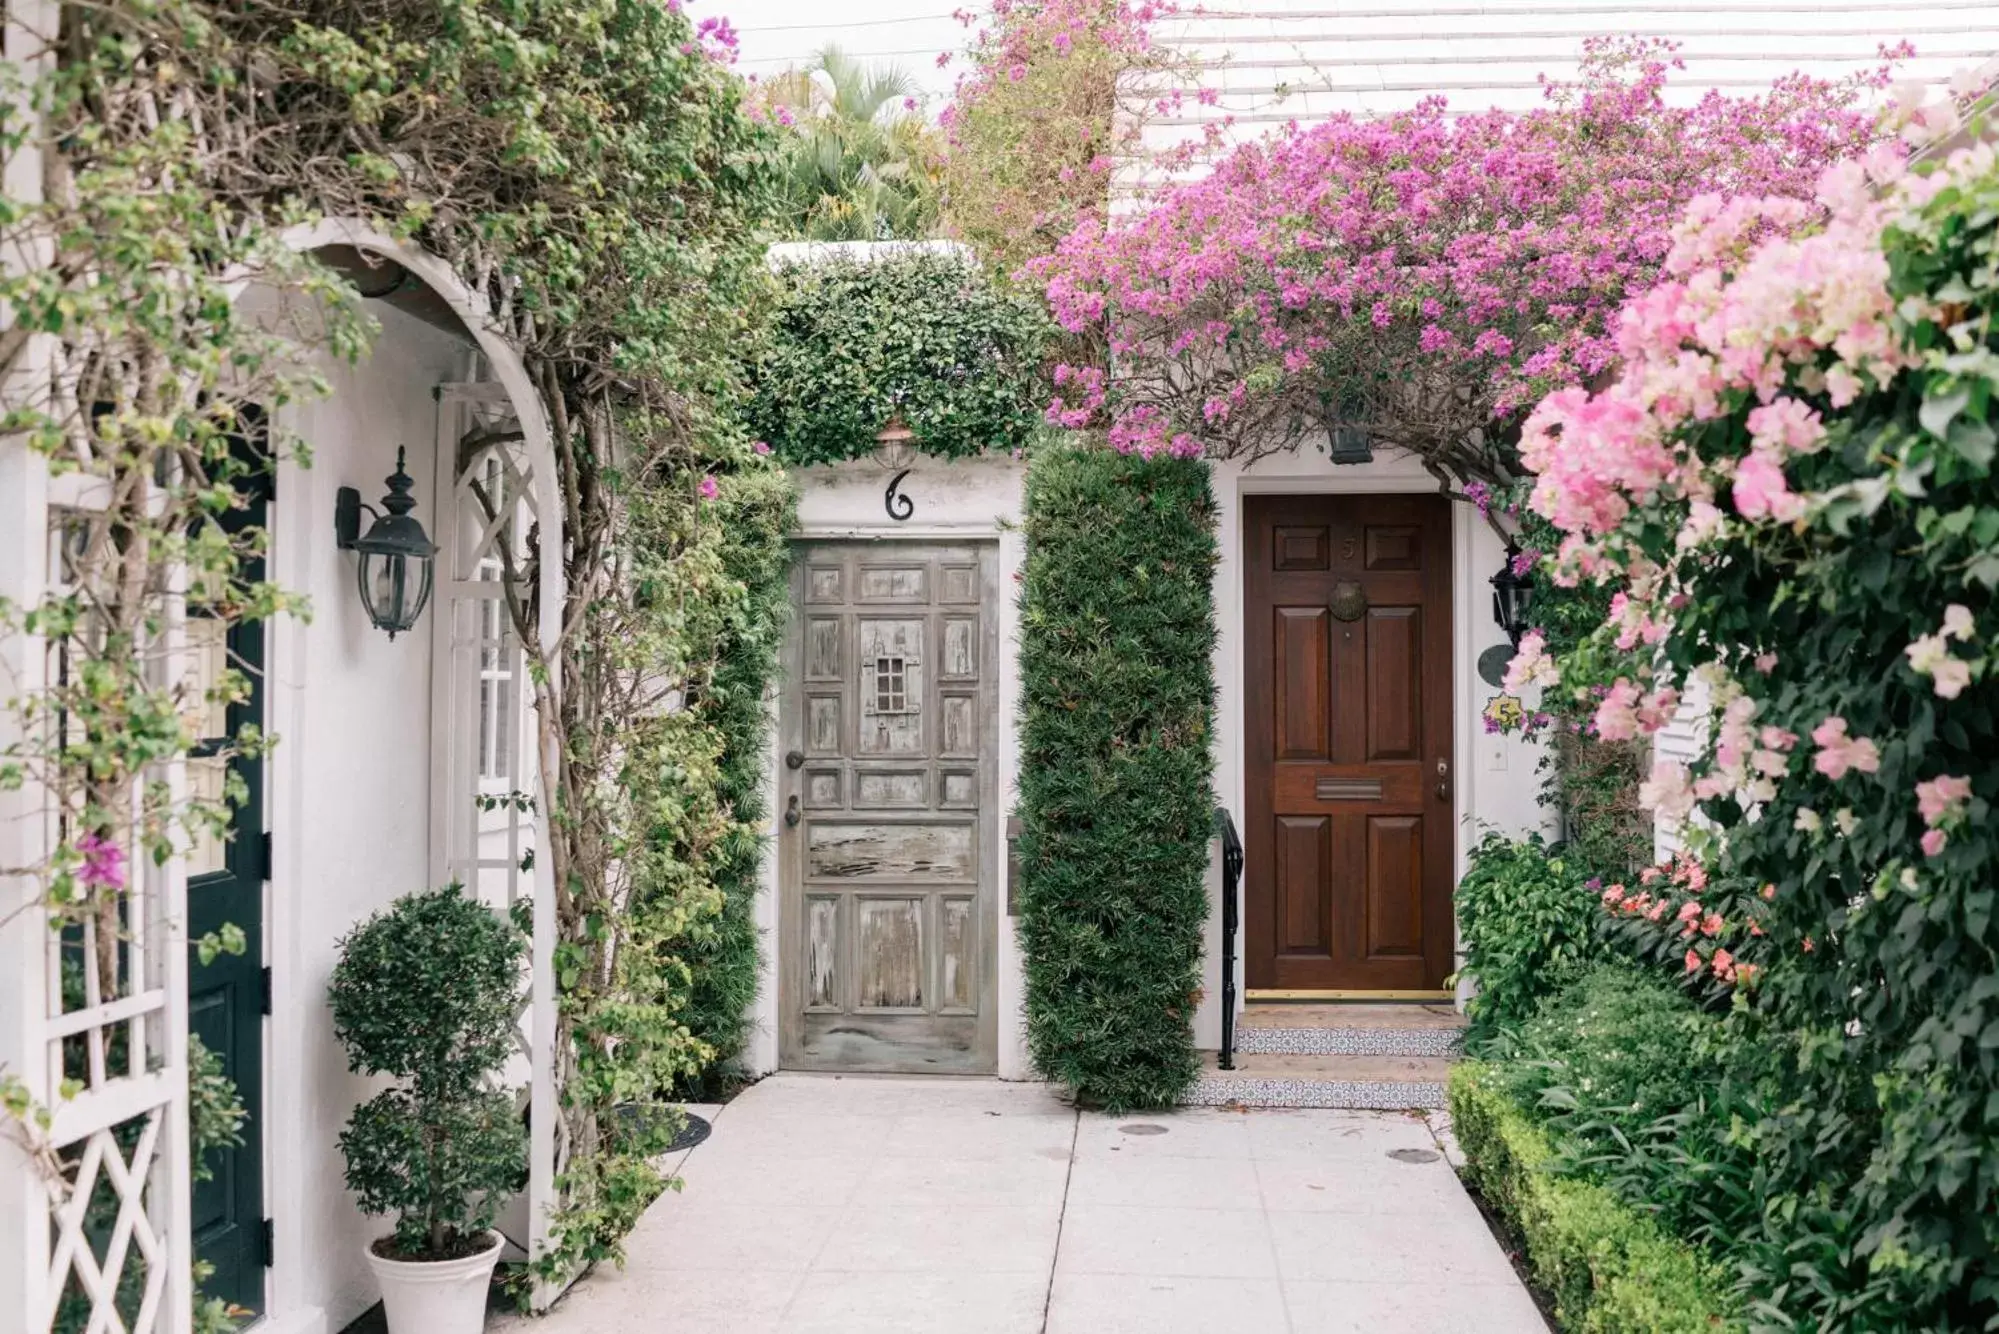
666 1113 713 1153
1119 1123 1169 1136
1388 1148 1440 1164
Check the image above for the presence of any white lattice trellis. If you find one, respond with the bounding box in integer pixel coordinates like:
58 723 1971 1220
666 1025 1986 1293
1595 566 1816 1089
7 496 197 1334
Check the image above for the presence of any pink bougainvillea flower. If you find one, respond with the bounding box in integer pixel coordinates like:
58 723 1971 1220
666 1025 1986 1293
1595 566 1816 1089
1502 629 1561 691
1754 652 1779 674
1592 678 1643 741
1915 774 1972 827
1731 450 1807 523
1811 716 1880 780
752 440 772 456
1641 761 1697 818
698 475 720 501
76 831 126 892
1745 397 1826 456
1921 828 1948 857
1032 41 1879 464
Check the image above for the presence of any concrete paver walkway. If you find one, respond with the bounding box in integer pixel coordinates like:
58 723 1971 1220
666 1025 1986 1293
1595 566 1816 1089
497 1075 1547 1334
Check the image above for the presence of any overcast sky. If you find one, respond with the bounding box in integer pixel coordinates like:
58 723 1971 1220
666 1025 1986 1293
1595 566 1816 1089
725 0 967 104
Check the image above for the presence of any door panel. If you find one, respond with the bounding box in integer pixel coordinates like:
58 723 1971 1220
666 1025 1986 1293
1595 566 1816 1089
780 542 999 1073
189 442 268 1316
1245 495 1454 992
1275 607 1331 760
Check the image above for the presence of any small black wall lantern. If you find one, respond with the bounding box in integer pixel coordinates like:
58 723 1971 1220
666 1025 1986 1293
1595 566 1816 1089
1490 545 1534 648
335 446 437 640
1327 423 1374 466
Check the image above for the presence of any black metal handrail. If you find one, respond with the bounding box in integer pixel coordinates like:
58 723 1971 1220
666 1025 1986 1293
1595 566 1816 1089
1216 807 1244 1071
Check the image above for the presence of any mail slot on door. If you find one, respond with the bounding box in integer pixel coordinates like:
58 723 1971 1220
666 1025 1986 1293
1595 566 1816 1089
1315 778 1385 801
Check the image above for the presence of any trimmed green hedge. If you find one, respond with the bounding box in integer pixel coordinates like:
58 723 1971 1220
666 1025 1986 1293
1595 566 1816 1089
1016 445 1218 1111
1450 1063 1741 1334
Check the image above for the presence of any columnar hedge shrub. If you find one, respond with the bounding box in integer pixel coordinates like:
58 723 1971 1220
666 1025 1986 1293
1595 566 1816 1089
1016 445 1218 1110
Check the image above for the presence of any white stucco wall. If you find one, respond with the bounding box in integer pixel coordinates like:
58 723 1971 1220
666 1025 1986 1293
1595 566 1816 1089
257 302 474 1334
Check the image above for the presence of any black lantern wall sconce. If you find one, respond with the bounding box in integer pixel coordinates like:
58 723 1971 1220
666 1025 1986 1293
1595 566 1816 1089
335 446 437 640
1327 423 1374 466
1490 544 1535 648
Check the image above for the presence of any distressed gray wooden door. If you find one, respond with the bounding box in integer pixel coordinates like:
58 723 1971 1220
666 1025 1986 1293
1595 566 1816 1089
779 542 999 1073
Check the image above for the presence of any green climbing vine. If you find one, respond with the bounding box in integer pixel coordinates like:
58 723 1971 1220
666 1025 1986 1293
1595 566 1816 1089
2 0 796 1314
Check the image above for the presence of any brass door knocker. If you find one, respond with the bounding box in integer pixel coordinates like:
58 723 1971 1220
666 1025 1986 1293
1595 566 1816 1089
1329 580 1368 622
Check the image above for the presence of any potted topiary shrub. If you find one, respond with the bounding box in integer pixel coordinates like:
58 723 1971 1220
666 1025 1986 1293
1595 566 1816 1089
329 885 526 1334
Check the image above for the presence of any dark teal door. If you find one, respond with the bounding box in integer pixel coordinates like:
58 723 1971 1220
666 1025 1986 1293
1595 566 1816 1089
189 447 269 1318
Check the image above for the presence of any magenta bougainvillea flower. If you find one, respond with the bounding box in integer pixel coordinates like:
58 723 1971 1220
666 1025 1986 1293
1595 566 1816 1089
1033 38 1888 463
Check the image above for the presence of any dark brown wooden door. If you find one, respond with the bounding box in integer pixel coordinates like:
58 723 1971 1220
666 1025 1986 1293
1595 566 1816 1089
1245 494 1454 992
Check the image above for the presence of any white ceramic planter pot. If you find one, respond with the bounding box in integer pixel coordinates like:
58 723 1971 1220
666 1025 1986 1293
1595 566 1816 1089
366 1230 503 1334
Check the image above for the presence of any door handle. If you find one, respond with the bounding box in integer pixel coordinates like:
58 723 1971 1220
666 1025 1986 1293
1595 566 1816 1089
785 749 805 770
1435 758 1450 803
784 794 801 828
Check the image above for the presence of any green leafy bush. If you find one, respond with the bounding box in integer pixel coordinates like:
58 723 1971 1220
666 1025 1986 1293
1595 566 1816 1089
748 250 1052 466
1016 445 1218 1111
674 470 797 1097
1451 1063 1743 1333
1493 966 1758 1249
1456 833 1602 1041
330 886 526 1260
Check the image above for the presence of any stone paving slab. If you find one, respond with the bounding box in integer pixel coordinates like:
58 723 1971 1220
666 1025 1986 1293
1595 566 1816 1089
492 1075 1546 1334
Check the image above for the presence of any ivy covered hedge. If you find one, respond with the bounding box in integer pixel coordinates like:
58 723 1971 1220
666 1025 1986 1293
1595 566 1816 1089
747 249 1052 466
1015 445 1218 1111
672 471 796 1097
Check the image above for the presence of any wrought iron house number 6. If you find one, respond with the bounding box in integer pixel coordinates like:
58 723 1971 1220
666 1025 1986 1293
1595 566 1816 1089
885 468 914 521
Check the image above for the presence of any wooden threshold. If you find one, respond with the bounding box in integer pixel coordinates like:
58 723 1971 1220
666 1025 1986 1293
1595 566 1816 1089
1246 988 1456 1002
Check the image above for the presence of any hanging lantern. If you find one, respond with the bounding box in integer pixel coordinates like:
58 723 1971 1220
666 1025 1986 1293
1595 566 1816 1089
335 446 436 640
1489 545 1535 648
873 415 917 470
1327 423 1374 466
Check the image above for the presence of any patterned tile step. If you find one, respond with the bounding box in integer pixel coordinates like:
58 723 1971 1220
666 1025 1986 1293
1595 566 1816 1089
1239 1002 1464 1031
1183 1075 1448 1110
1235 1024 1464 1058
1186 1052 1454 1110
